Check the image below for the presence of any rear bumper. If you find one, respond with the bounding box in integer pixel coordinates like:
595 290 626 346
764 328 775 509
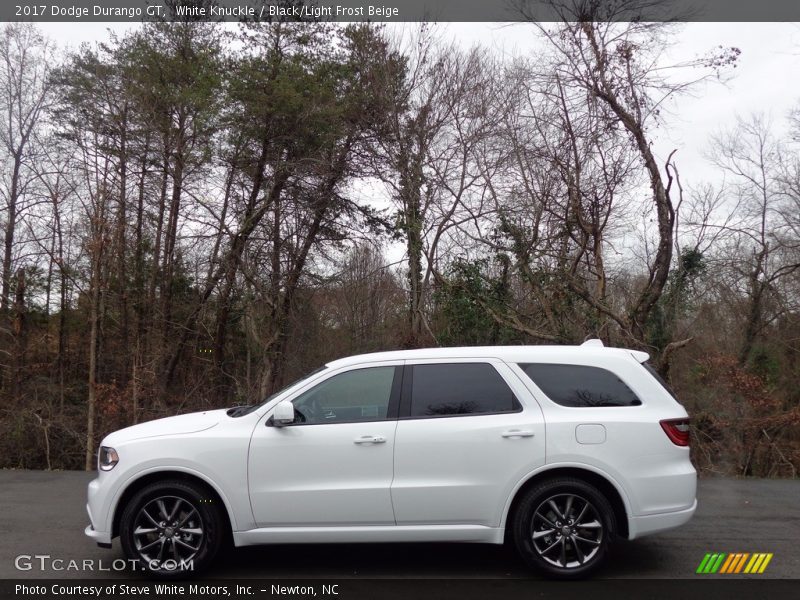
628 498 697 539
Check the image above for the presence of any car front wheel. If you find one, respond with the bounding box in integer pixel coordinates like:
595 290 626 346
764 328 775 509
119 480 224 578
511 477 616 579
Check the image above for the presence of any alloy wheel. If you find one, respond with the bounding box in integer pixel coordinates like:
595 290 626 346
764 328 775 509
530 493 604 569
132 495 204 568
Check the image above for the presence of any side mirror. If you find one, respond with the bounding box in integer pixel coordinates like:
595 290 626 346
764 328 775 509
272 400 295 427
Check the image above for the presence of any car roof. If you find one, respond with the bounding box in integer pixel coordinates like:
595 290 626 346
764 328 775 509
325 341 650 369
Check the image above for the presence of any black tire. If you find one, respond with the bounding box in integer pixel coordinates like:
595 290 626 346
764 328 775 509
119 480 225 579
511 477 616 579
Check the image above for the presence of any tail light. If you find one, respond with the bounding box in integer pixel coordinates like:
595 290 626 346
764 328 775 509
660 418 690 446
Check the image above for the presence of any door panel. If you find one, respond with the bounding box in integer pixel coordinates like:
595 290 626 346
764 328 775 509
249 420 398 526
391 360 545 527
248 364 401 527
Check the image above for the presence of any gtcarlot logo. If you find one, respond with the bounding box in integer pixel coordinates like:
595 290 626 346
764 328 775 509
696 552 773 574
14 554 193 572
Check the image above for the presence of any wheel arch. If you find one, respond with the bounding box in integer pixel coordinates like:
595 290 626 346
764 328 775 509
110 468 235 539
502 465 630 541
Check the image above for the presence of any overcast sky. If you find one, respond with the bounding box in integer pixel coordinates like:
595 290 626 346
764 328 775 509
35 21 799 267
447 22 800 187
38 21 800 192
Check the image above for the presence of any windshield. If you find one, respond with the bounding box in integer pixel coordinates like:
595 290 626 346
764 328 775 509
227 365 328 416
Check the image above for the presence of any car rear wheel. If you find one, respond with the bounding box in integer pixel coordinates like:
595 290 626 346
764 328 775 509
119 480 224 578
511 477 616 579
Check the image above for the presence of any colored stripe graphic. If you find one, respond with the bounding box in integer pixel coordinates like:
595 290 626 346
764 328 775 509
702 553 718 573
734 553 749 573
719 554 736 573
710 553 726 573
744 554 761 573
698 552 773 574
696 553 712 574
720 553 734 573
758 553 773 573
698 553 726 573
726 553 739 573
720 553 738 573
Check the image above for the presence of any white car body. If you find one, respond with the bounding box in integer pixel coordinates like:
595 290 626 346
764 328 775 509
85 342 696 567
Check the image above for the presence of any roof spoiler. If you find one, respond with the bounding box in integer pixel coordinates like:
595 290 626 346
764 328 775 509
581 339 650 363
580 339 604 348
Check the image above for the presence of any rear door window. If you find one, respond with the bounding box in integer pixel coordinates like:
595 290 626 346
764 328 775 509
519 363 641 407
408 363 521 418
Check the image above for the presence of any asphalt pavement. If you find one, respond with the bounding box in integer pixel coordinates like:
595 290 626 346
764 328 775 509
0 471 797 579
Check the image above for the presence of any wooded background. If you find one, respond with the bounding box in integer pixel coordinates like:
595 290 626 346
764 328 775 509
0 14 798 475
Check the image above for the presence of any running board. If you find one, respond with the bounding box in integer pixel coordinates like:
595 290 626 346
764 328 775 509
233 524 504 546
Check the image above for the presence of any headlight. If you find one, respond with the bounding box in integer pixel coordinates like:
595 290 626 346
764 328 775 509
98 446 119 471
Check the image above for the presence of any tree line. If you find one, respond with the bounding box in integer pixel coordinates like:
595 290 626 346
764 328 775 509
0 17 798 476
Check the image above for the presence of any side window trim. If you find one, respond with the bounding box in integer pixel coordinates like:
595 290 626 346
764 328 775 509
398 360 413 419
277 364 404 426
387 364 404 419
398 361 523 420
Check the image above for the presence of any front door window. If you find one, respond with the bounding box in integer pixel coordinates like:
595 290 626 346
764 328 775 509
293 366 396 424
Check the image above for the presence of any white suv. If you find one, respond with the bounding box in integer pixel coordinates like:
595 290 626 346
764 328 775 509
85 341 696 578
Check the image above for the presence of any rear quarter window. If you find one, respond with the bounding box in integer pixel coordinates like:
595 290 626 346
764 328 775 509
519 363 642 407
642 362 678 401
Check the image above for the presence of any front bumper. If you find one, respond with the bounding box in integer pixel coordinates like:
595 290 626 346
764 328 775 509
628 498 697 539
85 488 112 546
85 523 112 546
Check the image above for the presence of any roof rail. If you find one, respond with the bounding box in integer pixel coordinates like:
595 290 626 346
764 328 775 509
581 339 604 347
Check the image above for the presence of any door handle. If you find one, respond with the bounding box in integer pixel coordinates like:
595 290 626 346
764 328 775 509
353 435 386 444
501 430 535 438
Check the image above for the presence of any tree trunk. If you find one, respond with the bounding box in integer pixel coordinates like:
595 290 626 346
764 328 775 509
579 23 675 343
1 154 22 311
85 246 103 471
210 164 238 391
116 119 129 381
147 139 170 357
161 120 186 361
260 142 352 394
739 250 767 365
58 264 67 412
52 188 67 411
11 267 26 400
399 146 426 347
160 140 286 390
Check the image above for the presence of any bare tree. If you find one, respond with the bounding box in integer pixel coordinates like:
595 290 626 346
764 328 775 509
472 56 640 344
708 115 800 364
373 29 500 346
0 24 54 312
325 243 404 356
521 14 738 360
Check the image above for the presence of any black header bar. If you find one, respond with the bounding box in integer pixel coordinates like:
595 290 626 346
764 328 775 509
3 0 800 23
